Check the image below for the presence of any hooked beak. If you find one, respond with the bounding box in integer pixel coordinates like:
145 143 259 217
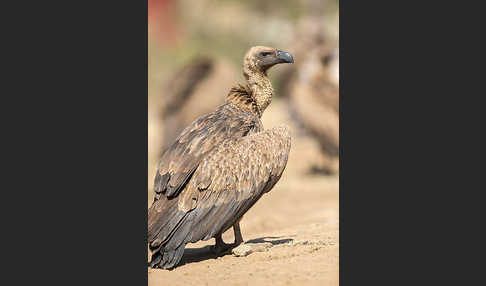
276 50 294 64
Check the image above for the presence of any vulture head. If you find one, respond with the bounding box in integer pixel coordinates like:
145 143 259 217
243 46 294 76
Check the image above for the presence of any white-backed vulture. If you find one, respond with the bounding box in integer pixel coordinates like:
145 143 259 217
280 20 339 174
156 57 238 155
161 57 214 118
289 45 339 155
148 46 294 269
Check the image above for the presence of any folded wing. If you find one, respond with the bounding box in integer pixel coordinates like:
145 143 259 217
153 104 262 199
148 125 291 267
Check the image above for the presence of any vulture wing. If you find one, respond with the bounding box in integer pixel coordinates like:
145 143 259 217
148 125 291 269
153 104 263 199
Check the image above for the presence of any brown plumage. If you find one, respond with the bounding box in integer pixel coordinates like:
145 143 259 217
289 46 339 155
148 46 294 269
157 57 238 155
281 20 339 174
161 57 214 118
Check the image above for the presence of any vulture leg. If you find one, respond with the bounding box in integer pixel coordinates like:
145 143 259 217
212 219 244 255
212 234 233 255
233 220 244 245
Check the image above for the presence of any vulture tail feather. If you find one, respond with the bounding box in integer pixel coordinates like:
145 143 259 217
149 244 185 269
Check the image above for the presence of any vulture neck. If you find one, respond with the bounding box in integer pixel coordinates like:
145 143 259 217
245 69 273 115
226 64 274 118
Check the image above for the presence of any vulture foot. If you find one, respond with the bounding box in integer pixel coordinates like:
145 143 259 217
212 234 236 255
211 243 233 255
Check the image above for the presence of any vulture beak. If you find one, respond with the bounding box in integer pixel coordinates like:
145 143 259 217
276 50 294 64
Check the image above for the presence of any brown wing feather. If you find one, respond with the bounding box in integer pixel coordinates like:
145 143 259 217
148 125 291 258
153 103 263 199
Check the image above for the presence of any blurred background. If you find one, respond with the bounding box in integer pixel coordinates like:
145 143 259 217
148 0 339 283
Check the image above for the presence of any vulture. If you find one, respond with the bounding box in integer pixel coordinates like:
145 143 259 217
156 57 238 155
289 45 339 155
148 46 294 269
280 19 339 174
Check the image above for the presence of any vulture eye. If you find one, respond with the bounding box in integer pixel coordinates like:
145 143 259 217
260 51 272 57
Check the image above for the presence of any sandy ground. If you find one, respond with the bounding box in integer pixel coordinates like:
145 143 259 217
148 100 339 285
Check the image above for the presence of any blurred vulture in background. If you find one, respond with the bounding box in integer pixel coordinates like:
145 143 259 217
148 46 294 269
280 18 339 175
156 57 238 156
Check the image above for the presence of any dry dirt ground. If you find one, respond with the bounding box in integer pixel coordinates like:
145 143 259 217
148 100 339 285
